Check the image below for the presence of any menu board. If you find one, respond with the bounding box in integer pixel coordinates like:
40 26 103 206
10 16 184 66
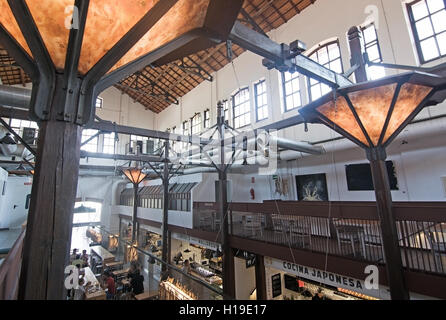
271 273 282 298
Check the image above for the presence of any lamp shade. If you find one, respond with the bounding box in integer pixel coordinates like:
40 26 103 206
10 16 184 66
0 0 243 75
122 167 147 185
299 72 445 149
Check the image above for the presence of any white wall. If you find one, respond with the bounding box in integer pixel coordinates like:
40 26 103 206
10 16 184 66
234 257 256 300
76 176 125 230
0 175 32 229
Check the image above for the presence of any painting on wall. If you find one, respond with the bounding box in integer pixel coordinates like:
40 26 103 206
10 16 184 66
295 173 329 201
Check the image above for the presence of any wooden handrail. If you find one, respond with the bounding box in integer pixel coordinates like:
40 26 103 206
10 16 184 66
0 228 26 300
194 201 446 221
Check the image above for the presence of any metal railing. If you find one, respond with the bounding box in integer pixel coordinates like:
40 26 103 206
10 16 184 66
194 201 446 276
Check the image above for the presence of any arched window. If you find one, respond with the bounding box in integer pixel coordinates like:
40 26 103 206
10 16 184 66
307 40 344 102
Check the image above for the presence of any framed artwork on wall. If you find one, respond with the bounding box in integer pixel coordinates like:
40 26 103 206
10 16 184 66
345 161 398 191
295 173 329 201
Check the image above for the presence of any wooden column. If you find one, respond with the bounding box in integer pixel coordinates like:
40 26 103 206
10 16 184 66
132 184 138 242
348 26 368 83
216 101 235 299
18 107 82 300
368 148 409 300
255 255 267 300
161 142 170 274
167 230 172 265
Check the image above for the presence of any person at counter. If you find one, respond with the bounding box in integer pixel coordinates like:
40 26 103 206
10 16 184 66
81 250 89 267
73 278 86 300
70 249 78 263
183 259 191 274
312 289 326 301
173 252 183 265
130 269 144 295
127 261 144 295
103 271 116 300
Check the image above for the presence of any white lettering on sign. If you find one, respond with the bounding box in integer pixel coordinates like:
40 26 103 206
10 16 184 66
264 257 389 300
365 265 379 290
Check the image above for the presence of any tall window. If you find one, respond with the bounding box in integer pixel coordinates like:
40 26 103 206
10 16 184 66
204 109 210 128
182 120 190 151
307 41 343 102
232 87 251 129
408 0 446 63
254 79 269 121
81 129 99 152
361 23 385 80
191 113 202 135
182 120 190 136
281 71 301 112
103 132 115 154
223 100 230 125
130 135 149 154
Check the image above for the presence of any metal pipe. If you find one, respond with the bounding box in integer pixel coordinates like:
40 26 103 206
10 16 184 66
0 85 31 109
257 132 325 155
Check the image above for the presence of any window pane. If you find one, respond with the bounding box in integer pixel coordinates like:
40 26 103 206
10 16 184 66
416 17 435 39
427 0 444 13
363 26 376 43
311 85 321 101
412 0 429 20
431 11 446 33
367 45 381 62
11 119 21 127
329 59 343 74
421 37 440 60
293 93 301 108
318 47 329 65
328 43 341 60
438 32 446 54
286 93 294 107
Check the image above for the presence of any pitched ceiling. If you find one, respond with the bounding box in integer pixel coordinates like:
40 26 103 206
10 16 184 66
0 0 317 113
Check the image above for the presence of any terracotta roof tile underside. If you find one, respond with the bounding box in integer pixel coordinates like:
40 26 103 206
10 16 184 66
0 0 317 113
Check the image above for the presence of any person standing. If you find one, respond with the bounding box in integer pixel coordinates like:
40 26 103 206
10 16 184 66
130 269 145 295
73 277 86 300
103 271 116 300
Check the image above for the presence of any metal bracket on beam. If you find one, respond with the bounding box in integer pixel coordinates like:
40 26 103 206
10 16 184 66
120 70 179 105
228 21 352 88
175 56 213 82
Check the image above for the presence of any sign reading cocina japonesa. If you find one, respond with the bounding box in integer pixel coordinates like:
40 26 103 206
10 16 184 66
264 257 391 300
283 261 363 289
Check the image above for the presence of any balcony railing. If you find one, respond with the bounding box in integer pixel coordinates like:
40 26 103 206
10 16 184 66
0 228 26 300
194 201 446 276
